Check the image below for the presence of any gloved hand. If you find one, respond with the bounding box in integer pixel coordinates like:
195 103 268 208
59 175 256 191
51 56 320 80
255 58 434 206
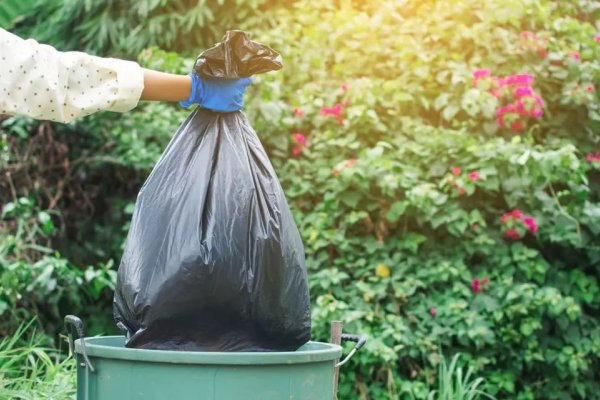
179 74 252 112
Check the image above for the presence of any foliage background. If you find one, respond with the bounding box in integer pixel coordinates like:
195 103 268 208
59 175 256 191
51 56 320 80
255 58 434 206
1 0 600 399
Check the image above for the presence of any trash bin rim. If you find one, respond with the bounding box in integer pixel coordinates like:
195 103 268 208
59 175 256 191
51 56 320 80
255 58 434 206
74 336 343 365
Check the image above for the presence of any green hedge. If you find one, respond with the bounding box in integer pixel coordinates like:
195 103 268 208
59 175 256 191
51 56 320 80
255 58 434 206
256 2 600 398
2 0 600 398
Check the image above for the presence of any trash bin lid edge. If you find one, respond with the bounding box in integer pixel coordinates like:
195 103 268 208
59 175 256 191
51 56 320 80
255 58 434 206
74 336 343 365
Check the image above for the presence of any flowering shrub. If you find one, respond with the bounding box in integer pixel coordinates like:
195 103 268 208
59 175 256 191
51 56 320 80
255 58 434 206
248 1 600 398
3 0 600 399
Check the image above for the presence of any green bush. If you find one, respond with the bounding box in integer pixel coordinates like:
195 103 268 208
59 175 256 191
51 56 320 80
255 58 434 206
0 196 117 337
249 1 600 398
2 0 600 399
13 0 291 57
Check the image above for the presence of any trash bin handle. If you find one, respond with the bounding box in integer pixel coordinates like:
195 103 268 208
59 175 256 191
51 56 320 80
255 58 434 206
335 333 367 368
64 315 95 373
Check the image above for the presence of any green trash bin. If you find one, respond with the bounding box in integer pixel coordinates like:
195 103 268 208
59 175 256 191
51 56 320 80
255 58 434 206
65 316 364 400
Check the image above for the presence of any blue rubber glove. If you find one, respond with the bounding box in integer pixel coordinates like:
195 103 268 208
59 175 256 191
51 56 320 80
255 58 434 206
179 74 252 112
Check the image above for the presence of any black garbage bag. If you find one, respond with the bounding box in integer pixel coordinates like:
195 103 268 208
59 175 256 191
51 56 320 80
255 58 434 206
113 31 311 352
194 30 283 79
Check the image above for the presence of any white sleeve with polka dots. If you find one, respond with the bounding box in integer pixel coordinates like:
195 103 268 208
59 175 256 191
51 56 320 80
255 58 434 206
0 28 144 123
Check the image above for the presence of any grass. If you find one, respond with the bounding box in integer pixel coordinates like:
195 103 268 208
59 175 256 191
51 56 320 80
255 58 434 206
0 322 75 400
427 353 496 400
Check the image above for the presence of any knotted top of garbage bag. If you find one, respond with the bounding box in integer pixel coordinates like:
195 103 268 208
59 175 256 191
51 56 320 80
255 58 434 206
193 30 283 79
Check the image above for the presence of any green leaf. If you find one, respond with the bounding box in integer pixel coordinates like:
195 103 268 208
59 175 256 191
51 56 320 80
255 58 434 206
258 102 283 121
399 233 427 254
1 202 16 219
385 201 407 223
516 150 530 165
38 211 51 225
0 0 32 29
442 104 460 121
520 322 533 336
433 93 450 111
0 300 8 316
38 211 55 235
340 191 361 208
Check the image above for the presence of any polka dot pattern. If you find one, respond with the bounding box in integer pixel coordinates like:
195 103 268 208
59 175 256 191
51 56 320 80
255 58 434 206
0 28 144 123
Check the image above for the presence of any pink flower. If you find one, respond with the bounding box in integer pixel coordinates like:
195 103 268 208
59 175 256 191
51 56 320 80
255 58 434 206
523 216 538 234
473 69 491 79
504 229 521 240
457 187 466 196
471 278 481 294
586 153 600 162
490 73 544 131
520 31 534 39
510 120 526 132
430 307 438 317
514 86 535 98
482 276 490 285
587 85 595 93
293 107 304 117
515 97 544 119
291 132 308 156
451 166 462 176
496 104 516 117
515 100 528 116
501 209 524 224
569 51 581 61
530 108 543 118
493 77 507 89
505 74 535 87
468 171 481 181
500 210 536 238
293 133 307 147
496 116 505 129
320 104 343 117
595 35 600 43
510 209 524 219
472 69 492 87
340 83 349 92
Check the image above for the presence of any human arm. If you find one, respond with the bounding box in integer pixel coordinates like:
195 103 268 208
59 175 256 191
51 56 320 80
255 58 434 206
0 28 144 123
118 70 251 110
140 69 191 102
0 28 251 123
